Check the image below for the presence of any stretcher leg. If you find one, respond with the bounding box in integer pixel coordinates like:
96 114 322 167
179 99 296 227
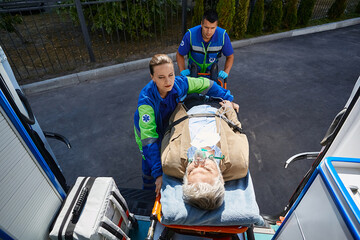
246 227 255 240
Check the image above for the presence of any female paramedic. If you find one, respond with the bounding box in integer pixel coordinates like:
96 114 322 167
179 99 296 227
134 54 238 196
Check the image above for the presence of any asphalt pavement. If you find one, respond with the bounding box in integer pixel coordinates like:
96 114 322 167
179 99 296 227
26 23 360 216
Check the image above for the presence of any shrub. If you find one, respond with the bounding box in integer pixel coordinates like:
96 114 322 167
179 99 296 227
282 0 298 29
192 0 204 27
356 0 360 13
247 0 265 34
233 0 250 38
216 0 236 32
204 0 219 10
327 0 347 19
58 0 178 40
0 13 26 43
264 0 283 32
297 0 316 26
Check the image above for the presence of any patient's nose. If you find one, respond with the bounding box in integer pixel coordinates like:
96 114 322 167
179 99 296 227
194 158 205 167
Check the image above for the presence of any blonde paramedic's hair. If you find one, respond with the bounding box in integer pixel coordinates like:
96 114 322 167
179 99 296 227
149 54 173 75
182 166 225 210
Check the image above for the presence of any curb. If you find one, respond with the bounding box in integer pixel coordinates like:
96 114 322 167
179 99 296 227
231 17 360 48
22 17 360 95
22 53 177 95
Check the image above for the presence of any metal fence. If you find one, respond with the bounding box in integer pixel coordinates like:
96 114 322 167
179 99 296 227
0 0 359 84
312 0 360 20
0 0 185 84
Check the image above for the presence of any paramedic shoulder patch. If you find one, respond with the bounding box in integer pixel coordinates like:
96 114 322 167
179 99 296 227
142 114 150 123
138 105 159 139
138 105 155 126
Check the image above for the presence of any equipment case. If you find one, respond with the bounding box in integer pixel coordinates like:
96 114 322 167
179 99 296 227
50 177 137 240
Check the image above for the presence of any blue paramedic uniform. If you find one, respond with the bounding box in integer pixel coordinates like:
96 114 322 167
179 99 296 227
178 25 234 73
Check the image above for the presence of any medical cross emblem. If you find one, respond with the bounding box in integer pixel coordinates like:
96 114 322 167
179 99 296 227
142 114 150 123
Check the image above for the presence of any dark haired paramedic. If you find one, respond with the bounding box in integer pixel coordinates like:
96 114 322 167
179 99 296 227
176 9 234 80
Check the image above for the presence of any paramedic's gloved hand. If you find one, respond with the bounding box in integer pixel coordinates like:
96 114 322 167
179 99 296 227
155 176 163 197
218 70 228 79
181 69 190 76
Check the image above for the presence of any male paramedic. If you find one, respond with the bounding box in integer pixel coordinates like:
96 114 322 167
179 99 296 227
161 99 249 210
176 9 234 80
134 54 238 197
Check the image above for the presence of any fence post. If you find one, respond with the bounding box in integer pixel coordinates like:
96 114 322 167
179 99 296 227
182 0 187 36
75 0 95 62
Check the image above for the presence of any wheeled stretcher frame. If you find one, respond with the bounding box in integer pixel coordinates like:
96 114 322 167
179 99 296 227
145 195 255 240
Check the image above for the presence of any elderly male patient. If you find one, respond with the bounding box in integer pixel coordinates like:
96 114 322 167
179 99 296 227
161 98 249 210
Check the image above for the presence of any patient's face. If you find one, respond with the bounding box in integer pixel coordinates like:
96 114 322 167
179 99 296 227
186 159 219 185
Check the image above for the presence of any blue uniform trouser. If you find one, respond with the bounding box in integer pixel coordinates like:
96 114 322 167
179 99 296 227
142 160 156 190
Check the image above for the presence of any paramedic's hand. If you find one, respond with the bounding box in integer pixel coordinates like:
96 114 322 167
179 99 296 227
181 69 190 76
155 176 163 197
218 70 228 79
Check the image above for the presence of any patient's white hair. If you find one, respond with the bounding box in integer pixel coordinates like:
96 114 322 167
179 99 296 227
182 166 225 210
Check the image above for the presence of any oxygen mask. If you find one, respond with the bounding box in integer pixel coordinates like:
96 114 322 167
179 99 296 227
188 148 222 167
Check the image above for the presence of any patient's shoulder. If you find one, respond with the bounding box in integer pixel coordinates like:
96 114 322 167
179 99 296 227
220 134 249 181
162 155 187 179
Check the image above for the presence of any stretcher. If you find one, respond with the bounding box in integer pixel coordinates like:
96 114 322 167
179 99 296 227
146 174 264 240
198 72 227 89
147 195 249 240
190 62 228 89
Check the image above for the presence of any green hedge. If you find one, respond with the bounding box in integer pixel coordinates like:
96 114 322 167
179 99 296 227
297 0 316 26
357 0 360 13
282 0 298 29
192 0 204 27
247 0 265 34
265 0 283 32
58 0 177 40
327 0 347 19
233 0 250 38
217 0 236 32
